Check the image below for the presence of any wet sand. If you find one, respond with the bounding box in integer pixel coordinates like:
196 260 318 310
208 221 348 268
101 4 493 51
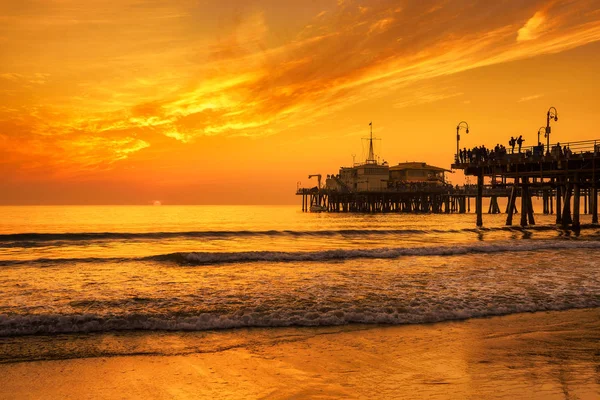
1 308 599 399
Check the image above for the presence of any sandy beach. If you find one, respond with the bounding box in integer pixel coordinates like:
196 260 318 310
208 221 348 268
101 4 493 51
1 308 598 399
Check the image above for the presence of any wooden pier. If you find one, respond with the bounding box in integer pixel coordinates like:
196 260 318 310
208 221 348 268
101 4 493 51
452 139 600 228
297 186 512 214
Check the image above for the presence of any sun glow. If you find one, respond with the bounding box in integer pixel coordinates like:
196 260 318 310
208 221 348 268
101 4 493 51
1 0 600 204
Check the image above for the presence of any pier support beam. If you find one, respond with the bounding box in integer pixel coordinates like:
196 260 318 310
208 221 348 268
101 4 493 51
555 184 562 224
525 178 535 226
573 180 581 230
506 178 518 226
488 196 500 214
562 182 572 227
520 177 534 227
520 191 528 227
476 173 483 227
593 187 598 224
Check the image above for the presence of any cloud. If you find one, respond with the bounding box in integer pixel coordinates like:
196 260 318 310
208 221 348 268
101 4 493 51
369 17 394 34
2 0 600 175
518 11 548 41
0 73 24 81
518 94 544 102
394 87 463 109
0 72 49 84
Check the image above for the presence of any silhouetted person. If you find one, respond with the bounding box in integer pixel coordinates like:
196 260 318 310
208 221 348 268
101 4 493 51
517 135 524 153
509 137 516 153
565 145 572 158
535 142 544 157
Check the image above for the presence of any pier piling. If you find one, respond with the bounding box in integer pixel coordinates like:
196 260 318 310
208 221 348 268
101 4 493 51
476 173 483 227
451 138 600 229
573 180 581 229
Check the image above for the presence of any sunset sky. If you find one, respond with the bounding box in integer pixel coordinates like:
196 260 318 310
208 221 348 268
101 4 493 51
1 0 600 204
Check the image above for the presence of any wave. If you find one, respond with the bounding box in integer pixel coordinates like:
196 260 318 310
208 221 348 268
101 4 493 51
2 238 600 267
160 239 600 264
1 302 597 337
0 224 596 248
0 229 433 243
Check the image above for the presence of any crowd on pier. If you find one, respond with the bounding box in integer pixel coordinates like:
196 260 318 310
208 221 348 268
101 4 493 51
458 142 515 163
458 135 574 164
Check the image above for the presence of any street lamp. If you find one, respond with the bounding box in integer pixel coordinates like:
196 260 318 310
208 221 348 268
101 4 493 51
537 127 546 146
456 121 469 163
545 107 558 151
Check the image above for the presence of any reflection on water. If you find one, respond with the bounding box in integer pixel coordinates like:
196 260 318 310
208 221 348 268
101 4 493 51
0 310 597 399
0 204 598 390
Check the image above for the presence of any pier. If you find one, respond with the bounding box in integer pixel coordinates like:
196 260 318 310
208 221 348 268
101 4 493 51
297 108 600 229
297 186 511 214
296 122 499 215
453 138 600 228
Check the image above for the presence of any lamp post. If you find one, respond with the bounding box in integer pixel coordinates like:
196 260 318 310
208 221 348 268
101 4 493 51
545 107 558 151
456 121 469 163
537 127 546 146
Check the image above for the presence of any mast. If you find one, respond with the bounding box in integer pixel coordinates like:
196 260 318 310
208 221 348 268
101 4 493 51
367 121 375 164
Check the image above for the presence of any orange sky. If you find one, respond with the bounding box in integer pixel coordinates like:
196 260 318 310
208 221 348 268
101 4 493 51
1 0 600 204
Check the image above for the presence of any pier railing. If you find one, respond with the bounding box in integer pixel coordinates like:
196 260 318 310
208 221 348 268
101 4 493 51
454 139 599 168
506 139 599 156
296 185 512 196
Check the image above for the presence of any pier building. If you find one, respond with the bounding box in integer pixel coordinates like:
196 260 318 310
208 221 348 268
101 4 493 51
299 124 479 214
389 163 449 187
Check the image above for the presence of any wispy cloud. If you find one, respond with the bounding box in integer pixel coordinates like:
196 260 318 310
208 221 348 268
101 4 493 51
1 0 600 175
518 94 544 102
518 11 548 42
394 87 464 109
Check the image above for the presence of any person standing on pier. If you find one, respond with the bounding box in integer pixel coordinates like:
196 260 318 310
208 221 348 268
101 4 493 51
509 137 516 153
517 135 524 153
565 145 572 159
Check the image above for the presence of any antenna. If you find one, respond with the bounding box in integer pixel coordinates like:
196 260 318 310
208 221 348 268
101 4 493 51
352 154 356 166
361 122 381 165
367 122 375 164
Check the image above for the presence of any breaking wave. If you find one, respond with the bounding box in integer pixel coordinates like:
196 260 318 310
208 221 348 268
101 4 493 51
0 224 595 247
2 238 600 266
169 239 600 265
1 301 597 337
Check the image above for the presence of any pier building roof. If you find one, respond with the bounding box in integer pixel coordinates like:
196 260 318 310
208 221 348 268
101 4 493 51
390 162 450 172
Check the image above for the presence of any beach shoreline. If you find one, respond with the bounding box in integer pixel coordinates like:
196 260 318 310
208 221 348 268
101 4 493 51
1 308 598 399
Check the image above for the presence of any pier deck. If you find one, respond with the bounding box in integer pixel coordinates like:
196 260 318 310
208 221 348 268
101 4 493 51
452 139 599 228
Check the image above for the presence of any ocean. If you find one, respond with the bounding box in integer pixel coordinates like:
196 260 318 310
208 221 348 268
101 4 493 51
1 205 599 364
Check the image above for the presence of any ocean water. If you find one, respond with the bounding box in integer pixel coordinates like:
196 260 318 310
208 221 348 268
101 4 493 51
0 205 599 362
